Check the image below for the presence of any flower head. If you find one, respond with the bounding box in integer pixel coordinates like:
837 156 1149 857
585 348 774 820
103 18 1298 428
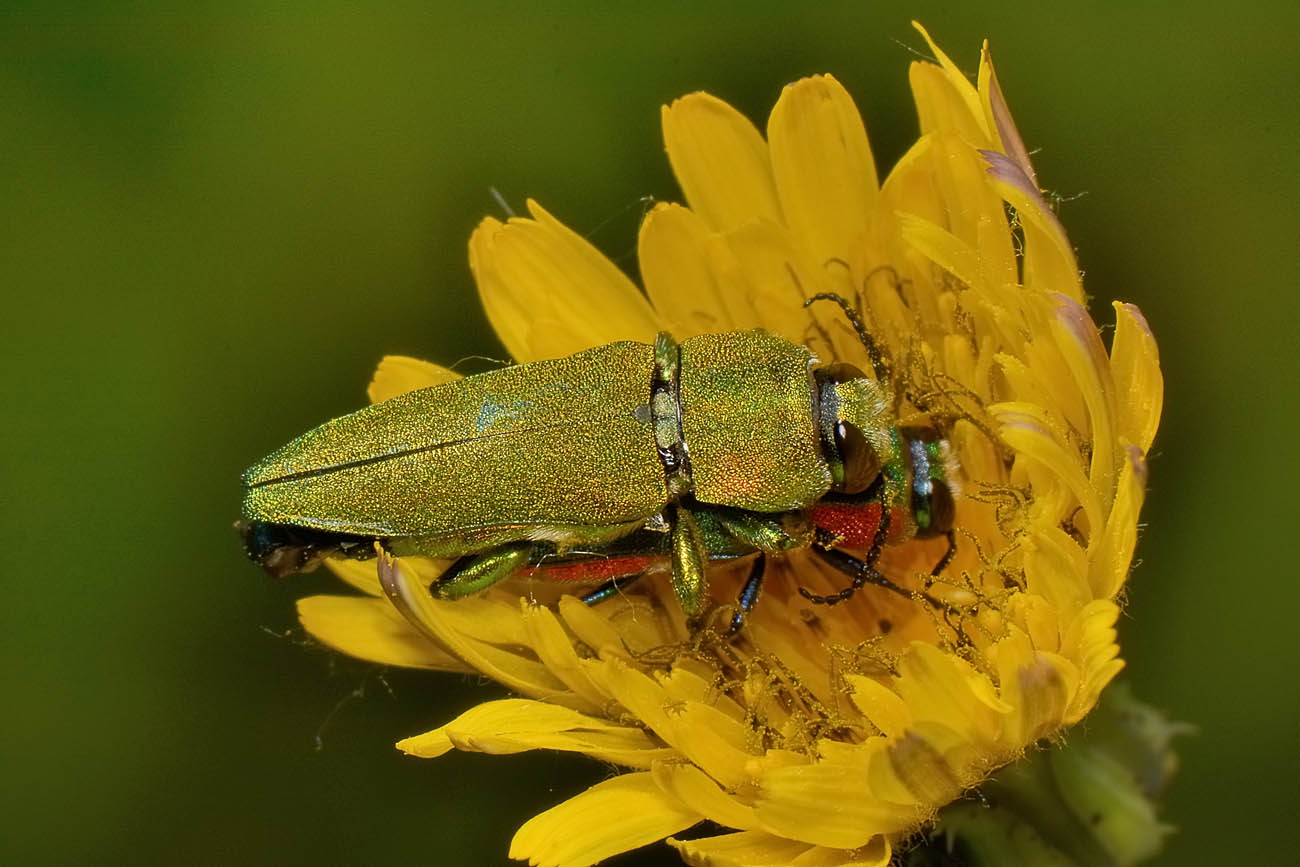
297 24 1161 867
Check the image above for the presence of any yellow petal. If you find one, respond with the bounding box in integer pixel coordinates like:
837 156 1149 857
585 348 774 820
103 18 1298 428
323 557 383 597
510 772 701 867
982 162 1083 305
660 663 749 722
1050 295 1119 505
994 403 1103 541
376 551 577 702
652 761 761 831
557 592 677 658
419 591 531 646
366 354 460 404
721 219 851 352
911 22 988 142
806 842 889 867
398 698 674 767
860 737 925 807
767 75 878 269
663 92 783 232
908 61 988 146
1061 601 1124 723
944 136 1020 285
555 594 632 655
520 601 612 710
665 701 758 790
755 751 918 848
1004 593 1063 654
469 201 662 362
993 628 1077 745
1090 446 1149 600
676 827 893 867
845 675 912 738
791 837 890 867
977 41 1038 186
889 724 978 801
672 830 814 867
297 595 469 671
890 643 1006 748
897 212 979 295
1109 302 1163 453
638 202 756 334
676 830 891 867
587 657 755 789
1022 526 1092 623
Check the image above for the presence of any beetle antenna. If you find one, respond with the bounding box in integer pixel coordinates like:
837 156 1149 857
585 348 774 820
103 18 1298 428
804 292 889 384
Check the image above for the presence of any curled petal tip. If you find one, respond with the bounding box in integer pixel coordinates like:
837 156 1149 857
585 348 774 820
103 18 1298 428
979 148 1038 201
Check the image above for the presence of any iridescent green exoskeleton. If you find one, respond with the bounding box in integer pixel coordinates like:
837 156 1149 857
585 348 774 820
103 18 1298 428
240 296 958 628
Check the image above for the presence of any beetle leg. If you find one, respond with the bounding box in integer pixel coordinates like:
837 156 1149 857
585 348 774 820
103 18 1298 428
710 507 812 553
804 546 916 606
579 573 646 606
725 554 767 635
429 542 531 600
669 505 709 619
799 485 895 606
930 529 958 577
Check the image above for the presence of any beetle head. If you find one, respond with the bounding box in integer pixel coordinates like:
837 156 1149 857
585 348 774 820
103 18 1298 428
815 363 896 494
237 520 375 577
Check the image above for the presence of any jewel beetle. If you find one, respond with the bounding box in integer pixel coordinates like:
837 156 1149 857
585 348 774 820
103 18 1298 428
239 295 957 628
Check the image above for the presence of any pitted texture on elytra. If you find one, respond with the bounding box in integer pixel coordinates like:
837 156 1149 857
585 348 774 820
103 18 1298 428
680 331 831 511
243 342 667 545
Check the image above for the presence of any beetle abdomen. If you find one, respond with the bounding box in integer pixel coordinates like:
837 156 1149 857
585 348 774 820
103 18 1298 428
242 341 668 545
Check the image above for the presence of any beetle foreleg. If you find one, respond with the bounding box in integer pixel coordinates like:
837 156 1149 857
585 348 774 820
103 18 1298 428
804 546 914 606
799 484 894 606
711 508 812 553
430 542 531 600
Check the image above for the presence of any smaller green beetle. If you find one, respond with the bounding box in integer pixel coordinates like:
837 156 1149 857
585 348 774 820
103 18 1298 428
239 295 957 628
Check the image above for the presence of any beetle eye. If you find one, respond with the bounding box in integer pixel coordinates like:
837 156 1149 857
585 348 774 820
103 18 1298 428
834 421 880 494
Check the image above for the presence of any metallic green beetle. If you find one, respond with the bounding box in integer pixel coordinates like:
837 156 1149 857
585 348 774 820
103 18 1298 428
240 297 957 625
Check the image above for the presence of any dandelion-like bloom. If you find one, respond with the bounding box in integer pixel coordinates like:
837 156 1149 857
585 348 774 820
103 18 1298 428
297 25 1162 867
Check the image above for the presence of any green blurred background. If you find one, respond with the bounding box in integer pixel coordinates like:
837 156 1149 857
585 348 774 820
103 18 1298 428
4 2 1296 864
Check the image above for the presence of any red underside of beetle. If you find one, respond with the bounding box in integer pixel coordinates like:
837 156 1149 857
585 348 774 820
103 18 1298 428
808 502 899 548
519 502 902 585
521 555 662 583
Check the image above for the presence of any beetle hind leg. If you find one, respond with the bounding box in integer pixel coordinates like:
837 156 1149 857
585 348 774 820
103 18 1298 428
430 542 531 600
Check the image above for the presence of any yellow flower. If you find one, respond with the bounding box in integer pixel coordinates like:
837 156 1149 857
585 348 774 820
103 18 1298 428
297 23 1162 867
